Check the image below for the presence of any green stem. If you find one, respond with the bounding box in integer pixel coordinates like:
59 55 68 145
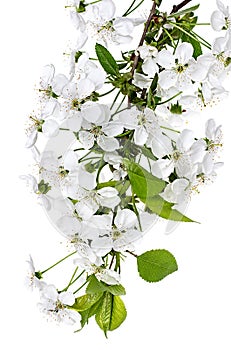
41 251 77 274
160 126 180 134
96 156 106 183
123 0 137 17
124 0 145 17
163 27 177 49
113 95 126 115
110 90 121 110
98 87 116 97
157 91 182 105
132 192 142 231
61 266 79 292
73 280 89 294
70 270 86 286
78 150 92 162
168 21 211 49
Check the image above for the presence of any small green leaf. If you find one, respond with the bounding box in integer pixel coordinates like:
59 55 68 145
106 284 126 296
168 4 200 18
86 275 106 294
181 32 202 58
71 292 103 312
95 43 120 76
79 297 103 329
109 295 127 331
95 292 127 336
95 292 113 336
124 159 166 199
145 195 194 222
86 275 126 296
137 249 178 282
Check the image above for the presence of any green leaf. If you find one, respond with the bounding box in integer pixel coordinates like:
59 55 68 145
95 292 127 336
124 159 166 199
137 146 157 161
182 32 202 59
97 180 118 190
86 275 126 296
106 284 126 296
109 295 127 331
71 292 103 312
145 194 194 222
168 4 200 18
95 43 120 76
137 249 178 282
95 292 113 336
79 297 103 329
86 275 106 294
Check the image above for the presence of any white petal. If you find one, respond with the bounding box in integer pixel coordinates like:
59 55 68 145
77 78 95 99
115 209 137 230
52 74 69 96
20 174 38 193
134 126 148 146
40 64 55 88
70 11 86 31
151 159 174 180
151 132 173 158
63 150 79 172
56 215 81 238
25 130 37 148
202 153 214 175
142 58 158 77
175 43 193 64
98 135 120 152
176 129 194 151
171 178 189 195
102 122 124 137
59 292 75 306
75 31 88 50
66 112 83 132
79 130 95 149
96 0 116 20
156 49 175 69
42 119 59 137
97 269 121 285
113 18 134 35
78 168 96 190
82 103 104 123
158 70 178 89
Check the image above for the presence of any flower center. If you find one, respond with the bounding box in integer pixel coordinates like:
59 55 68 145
172 150 182 161
175 64 187 73
137 113 147 125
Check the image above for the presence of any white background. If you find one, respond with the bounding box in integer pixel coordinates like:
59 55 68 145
1 0 231 349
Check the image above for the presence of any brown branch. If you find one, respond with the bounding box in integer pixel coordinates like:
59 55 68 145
130 0 157 78
171 0 192 14
128 0 193 106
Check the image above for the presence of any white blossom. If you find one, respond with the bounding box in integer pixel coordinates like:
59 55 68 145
38 284 80 325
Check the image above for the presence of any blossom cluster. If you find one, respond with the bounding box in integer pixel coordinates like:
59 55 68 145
22 0 228 335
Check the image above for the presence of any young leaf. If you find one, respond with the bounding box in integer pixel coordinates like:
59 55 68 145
95 43 120 76
182 33 202 59
86 275 126 296
145 195 195 222
168 4 200 18
95 292 127 336
79 297 103 329
124 159 166 199
137 249 178 282
109 295 127 331
95 292 113 336
71 292 103 312
86 275 106 294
